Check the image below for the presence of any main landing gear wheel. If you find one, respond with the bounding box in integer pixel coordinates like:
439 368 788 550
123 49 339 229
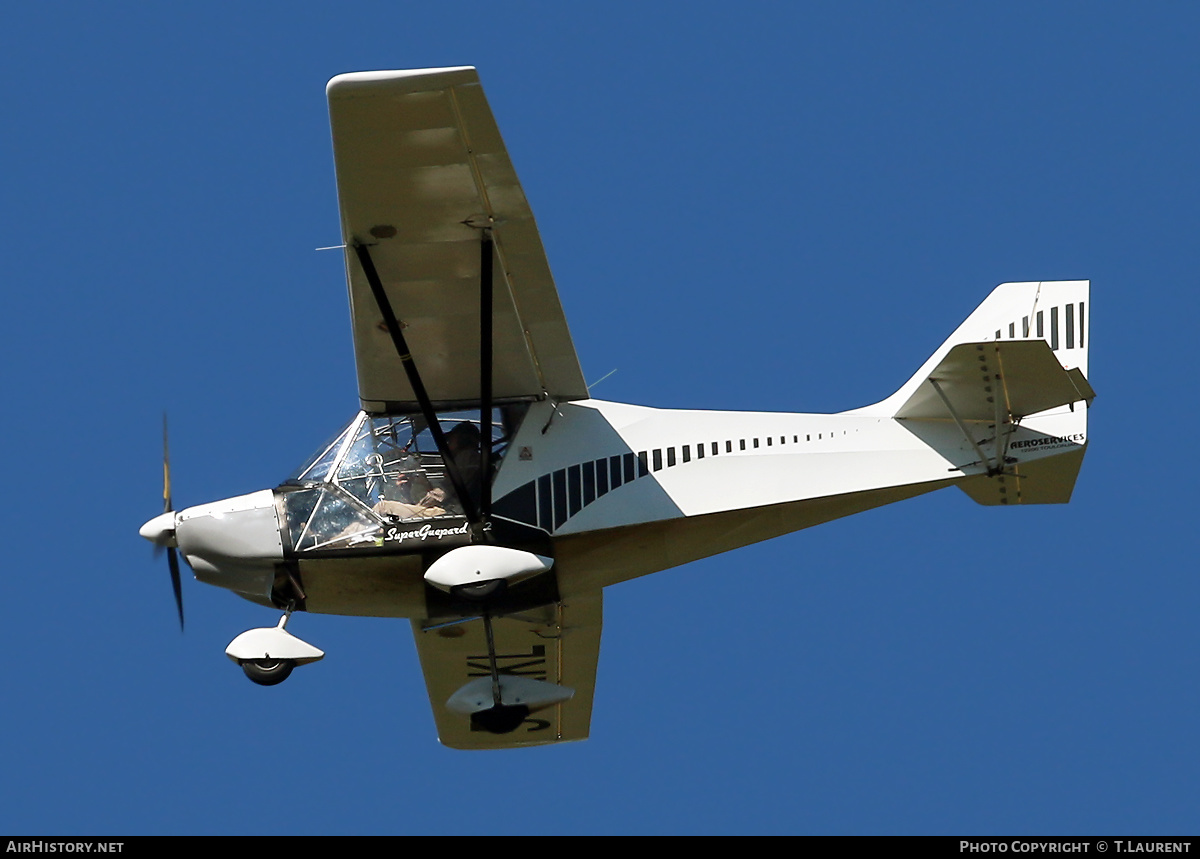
451 578 507 601
240 658 295 686
471 703 531 734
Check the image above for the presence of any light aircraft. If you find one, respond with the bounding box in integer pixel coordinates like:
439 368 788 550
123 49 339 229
139 67 1094 749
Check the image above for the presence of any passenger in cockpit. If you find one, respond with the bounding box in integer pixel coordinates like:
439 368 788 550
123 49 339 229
441 422 482 512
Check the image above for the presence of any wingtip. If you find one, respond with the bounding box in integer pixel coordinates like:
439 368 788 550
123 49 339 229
326 67 478 98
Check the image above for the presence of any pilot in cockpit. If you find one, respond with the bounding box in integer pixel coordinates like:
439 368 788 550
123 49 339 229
373 422 481 520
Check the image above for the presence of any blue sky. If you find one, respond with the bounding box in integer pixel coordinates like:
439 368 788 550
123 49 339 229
3 3 1198 834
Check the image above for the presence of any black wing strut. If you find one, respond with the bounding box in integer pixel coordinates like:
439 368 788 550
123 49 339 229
352 242 483 531
479 231 494 525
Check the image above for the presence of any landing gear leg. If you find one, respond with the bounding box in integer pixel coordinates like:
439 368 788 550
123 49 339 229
443 601 575 731
470 609 531 734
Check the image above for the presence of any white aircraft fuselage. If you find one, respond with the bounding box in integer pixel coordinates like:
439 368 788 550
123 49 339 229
166 361 1088 619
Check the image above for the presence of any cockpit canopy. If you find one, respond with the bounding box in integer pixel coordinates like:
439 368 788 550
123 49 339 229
279 410 510 554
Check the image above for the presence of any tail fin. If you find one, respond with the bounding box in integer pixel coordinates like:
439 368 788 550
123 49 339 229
854 281 1092 505
864 280 1090 415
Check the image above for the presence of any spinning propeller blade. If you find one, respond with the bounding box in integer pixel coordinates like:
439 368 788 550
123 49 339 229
162 413 173 514
167 546 184 631
161 414 184 631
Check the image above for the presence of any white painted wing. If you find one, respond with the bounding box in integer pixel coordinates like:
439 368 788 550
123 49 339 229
411 591 602 750
327 68 589 413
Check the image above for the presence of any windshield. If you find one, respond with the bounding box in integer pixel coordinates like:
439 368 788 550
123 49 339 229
286 416 356 484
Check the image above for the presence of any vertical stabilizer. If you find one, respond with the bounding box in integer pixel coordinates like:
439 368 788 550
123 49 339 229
856 281 1090 417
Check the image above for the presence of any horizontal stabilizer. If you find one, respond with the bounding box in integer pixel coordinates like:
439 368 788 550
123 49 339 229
958 446 1087 505
1066 368 1096 405
896 341 1092 422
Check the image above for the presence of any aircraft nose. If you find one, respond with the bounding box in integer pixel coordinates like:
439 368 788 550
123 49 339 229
139 511 178 547
174 490 285 565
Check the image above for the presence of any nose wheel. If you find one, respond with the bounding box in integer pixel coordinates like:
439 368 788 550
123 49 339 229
240 658 295 686
225 609 324 686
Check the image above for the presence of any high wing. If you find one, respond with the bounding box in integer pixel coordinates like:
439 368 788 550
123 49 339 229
411 591 603 749
326 68 589 413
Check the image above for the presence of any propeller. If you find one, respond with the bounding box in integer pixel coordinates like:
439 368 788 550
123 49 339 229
163 415 184 630
140 414 184 630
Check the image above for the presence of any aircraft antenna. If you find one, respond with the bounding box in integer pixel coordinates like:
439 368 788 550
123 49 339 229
586 368 618 392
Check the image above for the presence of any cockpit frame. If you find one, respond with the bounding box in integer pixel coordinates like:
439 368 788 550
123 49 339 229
276 406 525 557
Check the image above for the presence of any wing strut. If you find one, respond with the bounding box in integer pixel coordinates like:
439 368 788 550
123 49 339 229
352 242 482 530
479 231 494 525
929 376 1023 478
928 378 1000 474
